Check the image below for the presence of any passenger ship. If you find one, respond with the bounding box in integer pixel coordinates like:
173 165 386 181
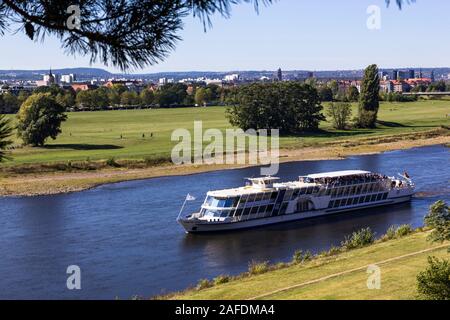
177 170 415 233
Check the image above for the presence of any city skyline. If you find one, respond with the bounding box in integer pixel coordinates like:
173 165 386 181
1 0 450 73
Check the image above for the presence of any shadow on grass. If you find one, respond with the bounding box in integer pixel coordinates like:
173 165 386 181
376 120 409 128
43 144 123 150
280 129 375 139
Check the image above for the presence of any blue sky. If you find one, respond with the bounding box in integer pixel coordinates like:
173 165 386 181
1 0 449 73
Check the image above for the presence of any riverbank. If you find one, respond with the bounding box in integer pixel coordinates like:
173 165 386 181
170 230 449 300
0 130 449 196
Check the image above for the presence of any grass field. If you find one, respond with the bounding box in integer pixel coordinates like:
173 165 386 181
172 231 449 300
2 100 450 165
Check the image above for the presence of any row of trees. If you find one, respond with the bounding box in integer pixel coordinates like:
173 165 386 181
0 83 230 114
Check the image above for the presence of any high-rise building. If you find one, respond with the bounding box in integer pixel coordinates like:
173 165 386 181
430 70 435 82
408 69 415 79
61 74 76 84
392 69 399 81
277 68 282 81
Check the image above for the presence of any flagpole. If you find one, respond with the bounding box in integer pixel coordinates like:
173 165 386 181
177 198 188 221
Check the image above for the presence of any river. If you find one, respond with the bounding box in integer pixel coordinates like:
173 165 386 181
0 145 448 299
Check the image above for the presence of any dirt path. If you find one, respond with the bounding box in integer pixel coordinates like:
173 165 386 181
248 244 450 300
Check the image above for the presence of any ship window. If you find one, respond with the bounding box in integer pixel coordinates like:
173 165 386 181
253 193 262 202
359 196 364 204
266 204 274 213
334 200 340 208
299 188 306 195
360 185 366 194
250 206 259 214
382 193 388 200
243 207 251 216
234 208 243 217
355 185 361 195
328 200 334 208
220 210 230 217
364 195 371 202
258 205 267 214
376 193 382 201
262 193 272 201
331 188 337 198
283 190 293 201
292 189 300 198
247 193 256 204
270 192 279 201
370 194 376 202
280 203 288 215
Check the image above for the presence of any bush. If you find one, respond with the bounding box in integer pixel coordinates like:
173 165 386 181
417 256 450 300
292 250 303 264
396 224 413 237
384 225 397 240
341 227 375 250
248 261 270 275
196 279 212 291
292 249 313 264
106 156 120 167
213 275 230 285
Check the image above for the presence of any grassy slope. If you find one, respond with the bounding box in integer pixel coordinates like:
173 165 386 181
173 231 449 300
2 100 450 165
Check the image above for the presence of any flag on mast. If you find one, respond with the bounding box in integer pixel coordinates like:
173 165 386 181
186 194 196 201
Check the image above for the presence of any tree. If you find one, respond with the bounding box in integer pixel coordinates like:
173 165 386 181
16 93 67 146
1 92 19 113
195 87 207 106
0 114 13 162
0 1 276 70
417 256 450 300
120 91 140 106
357 64 380 128
140 89 155 106
226 82 325 133
424 200 450 249
318 86 333 102
326 102 352 130
347 86 360 102
154 83 189 107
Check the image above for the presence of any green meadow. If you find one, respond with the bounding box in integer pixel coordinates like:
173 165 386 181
2 100 450 165
172 231 449 300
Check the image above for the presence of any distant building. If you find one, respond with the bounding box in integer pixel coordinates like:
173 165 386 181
71 83 98 91
61 74 76 84
430 70 435 82
392 80 411 93
408 69 415 79
392 69 399 81
380 81 394 93
159 78 168 85
224 74 240 82
36 69 57 86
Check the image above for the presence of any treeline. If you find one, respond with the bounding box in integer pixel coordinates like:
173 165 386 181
0 83 234 113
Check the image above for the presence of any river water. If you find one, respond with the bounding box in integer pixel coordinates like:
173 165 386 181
0 145 448 299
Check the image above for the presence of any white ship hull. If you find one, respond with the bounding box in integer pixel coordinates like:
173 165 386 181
178 194 413 233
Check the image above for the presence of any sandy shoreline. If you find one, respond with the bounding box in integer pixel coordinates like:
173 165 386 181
0 134 449 197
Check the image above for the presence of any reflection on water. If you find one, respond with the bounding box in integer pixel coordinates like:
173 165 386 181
0 145 448 299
